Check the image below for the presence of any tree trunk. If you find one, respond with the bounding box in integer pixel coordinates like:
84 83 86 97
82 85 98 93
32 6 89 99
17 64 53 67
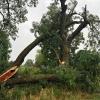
63 43 70 66
5 74 59 86
0 0 89 83
59 0 69 65
12 34 49 67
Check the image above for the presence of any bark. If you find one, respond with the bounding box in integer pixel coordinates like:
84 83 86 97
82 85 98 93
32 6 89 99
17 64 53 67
67 21 89 43
0 34 53 83
12 34 49 67
5 74 59 86
12 1 88 67
59 1 89 65
59 0 69 65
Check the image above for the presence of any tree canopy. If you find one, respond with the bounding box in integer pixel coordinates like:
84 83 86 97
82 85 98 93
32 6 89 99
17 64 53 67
0 0 100 68
0 0 38 39
0 30 11 73
31 1 100 66
0 0 100 92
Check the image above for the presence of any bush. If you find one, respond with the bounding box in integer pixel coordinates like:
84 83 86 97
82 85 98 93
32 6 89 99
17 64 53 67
55 66 78 90
72 50 100 92
17 66 41 76
24 59 34 67
41 65 78 90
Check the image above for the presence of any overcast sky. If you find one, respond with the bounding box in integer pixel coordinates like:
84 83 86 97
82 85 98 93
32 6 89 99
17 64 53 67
10 0 100 63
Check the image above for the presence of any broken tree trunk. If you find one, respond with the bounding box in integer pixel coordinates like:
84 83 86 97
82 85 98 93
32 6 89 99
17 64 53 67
5 74 59 86
0 34 50 83
12 34 49 67
0 1 89 83
59 0 69 65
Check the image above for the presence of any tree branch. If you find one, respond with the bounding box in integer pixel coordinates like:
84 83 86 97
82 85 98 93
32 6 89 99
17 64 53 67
12 34 50 67
5 74 59 86
66 21 83 28
67 21 89 43
5 0 10 20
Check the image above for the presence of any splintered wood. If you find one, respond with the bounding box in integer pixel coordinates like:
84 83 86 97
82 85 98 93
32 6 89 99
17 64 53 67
0 66 18 82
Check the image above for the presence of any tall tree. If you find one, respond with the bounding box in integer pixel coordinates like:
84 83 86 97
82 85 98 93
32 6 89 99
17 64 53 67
0 0 100 83
0 0 38 39
31 1 100 66
0 30 11 73
1 0 100 67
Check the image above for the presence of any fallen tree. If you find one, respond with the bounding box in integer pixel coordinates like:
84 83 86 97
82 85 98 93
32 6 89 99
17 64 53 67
0 0 100 84
0 34 50 83
5 74 59 86
12 34 49 67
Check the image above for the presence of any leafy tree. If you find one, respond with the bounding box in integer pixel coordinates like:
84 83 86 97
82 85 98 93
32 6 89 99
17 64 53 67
31 1 100 66
0 0 38 39
0 30 11 73
31 3 61 66
0 0 100 91
72 50 100 68
72 50 100 91
0 0 99 69
0 0 39 67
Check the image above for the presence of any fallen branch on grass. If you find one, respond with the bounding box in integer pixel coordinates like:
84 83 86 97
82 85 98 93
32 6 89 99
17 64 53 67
5 74 60 86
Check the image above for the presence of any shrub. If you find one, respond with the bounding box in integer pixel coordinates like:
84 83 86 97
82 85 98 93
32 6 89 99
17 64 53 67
72 50 100 92
24 59 34 67
55 66 78 90
41 65 78 90
17 66 41 76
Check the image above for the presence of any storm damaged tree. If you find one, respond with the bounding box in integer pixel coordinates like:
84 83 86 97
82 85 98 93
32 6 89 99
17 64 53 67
59 0 100 65
0 0 38 65
31 0 100 66
0 0 100 67
0 0 100 83
9 0 100 67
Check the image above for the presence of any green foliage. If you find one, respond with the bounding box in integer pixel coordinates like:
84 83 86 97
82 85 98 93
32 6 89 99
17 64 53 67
31 1 100 66
35 50 46 67
86 14 100 51
55 66 78 90
0 0 38 37
18 66 41 76
72 50 100 68
31 3 61 66
0 31 11 73
40 52 100 92
71 50 100 92
40 66 78 89
24 59 34 67
0 83 100 100
18 65 78 90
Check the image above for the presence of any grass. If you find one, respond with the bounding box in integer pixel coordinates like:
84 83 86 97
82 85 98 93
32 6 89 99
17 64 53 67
0 84 100 100
0 66 100 100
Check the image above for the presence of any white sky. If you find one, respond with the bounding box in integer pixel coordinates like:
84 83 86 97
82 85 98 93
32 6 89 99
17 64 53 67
10 0 100 63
